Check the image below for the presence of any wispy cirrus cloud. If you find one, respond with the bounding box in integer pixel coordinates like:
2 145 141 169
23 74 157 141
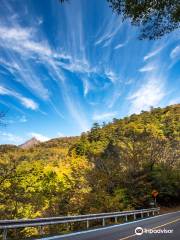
95 16 122 47
0 25 52 58
128 78 165 114
82 78 91 97
62 82 90 132
114 39 129 50
114 42 126 50
105 69 119 83
0 9 123 132
0 25 51 100
0 22 99 130
43 60 90 131
0 57 21 73
144 46 163 61
0 23 86 125
139 63 156 72
170 45 180 59
0 86 38 110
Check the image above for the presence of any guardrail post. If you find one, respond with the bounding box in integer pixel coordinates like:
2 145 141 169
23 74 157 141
125 215 128 222
39 226 44 235
147 212 150 217
86 220 89 229
115 216 117 224
152 211 154 215
141 212 143 218
103 218 105 227
134 214 136 220
3 229 7 240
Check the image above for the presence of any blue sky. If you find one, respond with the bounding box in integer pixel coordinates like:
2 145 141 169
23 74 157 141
0 0 179 144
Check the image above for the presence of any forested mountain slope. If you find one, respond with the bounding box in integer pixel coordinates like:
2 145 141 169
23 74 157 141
0 104 179 227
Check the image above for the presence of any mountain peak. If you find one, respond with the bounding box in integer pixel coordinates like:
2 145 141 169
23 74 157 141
19 137 40 149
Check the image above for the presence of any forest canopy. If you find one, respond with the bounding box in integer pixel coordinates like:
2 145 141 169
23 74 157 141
0 104 179 237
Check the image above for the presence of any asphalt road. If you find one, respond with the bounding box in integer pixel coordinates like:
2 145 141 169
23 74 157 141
40 211 180 240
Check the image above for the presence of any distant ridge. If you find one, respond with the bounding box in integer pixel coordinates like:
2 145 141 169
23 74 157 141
19 137 40 149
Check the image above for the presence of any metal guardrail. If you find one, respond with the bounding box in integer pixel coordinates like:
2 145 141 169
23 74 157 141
0 207 160 240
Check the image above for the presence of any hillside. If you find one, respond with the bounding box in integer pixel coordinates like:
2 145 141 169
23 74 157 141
0 104 179 231
19 137 40 149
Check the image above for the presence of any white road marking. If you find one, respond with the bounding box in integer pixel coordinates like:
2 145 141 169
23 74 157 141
37 211 180 240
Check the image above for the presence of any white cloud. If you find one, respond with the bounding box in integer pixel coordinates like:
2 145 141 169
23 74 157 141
139 64 156 72
45 63 90 132
95 16 122 47
114 43 125 50
29 132 50 142
0 131 24 144
20 97 38 110
0 25 51 100
0 85 38 110
0 24 110 127
105 70 118 83
0 25 52 58
170 45 180 59
82 78 91 96
114 40 128 50
56 58 96 75
92 112 117 121
144 47 163 61
128 78 165 114
0 21 122 130
0 57 21 73
0 26 32 41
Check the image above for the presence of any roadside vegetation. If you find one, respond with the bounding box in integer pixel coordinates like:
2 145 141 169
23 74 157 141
0 104 179 238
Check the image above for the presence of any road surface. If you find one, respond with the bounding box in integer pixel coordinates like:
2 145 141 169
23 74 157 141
40 211 180 240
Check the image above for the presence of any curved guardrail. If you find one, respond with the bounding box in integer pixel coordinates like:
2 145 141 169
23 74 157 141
0 207 160 240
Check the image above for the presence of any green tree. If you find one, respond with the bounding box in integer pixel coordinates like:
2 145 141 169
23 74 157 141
108 0 180 39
